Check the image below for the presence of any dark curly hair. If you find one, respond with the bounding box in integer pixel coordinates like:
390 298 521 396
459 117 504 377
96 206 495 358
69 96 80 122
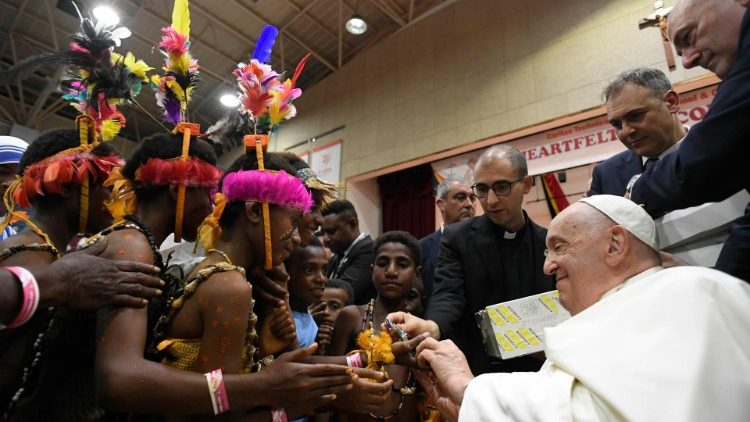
218 151 298 228
19 128 118 175
373 230 421 264
122 132 217 201
326 278 354 306
321 199 356 218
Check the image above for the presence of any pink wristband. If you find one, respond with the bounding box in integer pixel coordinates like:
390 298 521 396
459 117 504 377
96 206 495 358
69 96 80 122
205 369 230 415
346 352 363 368
272 408 288 422
4 267 39 329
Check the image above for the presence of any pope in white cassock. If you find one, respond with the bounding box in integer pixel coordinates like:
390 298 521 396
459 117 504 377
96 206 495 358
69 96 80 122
392 195 750 421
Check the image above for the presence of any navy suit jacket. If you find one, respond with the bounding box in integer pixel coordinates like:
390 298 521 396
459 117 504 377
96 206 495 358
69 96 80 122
632 9 750 281
588 149 643 196
418 229 441 303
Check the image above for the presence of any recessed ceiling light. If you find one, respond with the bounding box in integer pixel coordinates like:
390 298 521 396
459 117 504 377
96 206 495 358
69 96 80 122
93 5 120 26
345 14 367 35
219 94 240 107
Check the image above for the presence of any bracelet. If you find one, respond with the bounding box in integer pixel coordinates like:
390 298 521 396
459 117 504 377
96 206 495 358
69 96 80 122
346 351 363 368
271 407 287 422
3 267 40 329
204 369 230 415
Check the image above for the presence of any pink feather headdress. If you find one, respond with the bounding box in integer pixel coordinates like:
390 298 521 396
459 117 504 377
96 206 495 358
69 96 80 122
221 169 312 213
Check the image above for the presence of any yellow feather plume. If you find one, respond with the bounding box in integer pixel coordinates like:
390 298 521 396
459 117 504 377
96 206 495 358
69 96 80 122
171 0 191 39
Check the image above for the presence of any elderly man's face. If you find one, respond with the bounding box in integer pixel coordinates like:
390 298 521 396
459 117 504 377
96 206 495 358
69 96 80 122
543 204 610 316
437 182 476 225
668 0 745 79
606 83 681 158
473 158 531 230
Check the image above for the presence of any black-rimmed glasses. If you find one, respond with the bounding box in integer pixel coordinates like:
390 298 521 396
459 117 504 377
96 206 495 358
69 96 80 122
471 176 525 198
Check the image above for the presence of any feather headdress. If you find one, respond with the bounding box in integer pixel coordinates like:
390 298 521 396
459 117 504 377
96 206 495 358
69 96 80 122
61 9 150 142
233 25 310 134
0 5 147 236
151 0 199 125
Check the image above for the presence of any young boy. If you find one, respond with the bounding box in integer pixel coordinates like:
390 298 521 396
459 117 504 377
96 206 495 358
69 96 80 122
327 231 422 422
311 278 354 354
286 237 329 347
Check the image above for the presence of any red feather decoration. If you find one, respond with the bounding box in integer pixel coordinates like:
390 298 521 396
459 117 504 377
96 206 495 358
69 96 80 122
291 53 311 86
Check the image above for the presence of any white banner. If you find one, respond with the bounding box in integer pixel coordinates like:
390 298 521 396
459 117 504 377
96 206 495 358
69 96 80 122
298 140 342 183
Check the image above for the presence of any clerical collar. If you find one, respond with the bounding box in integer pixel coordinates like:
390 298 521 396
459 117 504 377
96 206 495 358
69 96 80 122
600 266 663 301
641 125 689 164
492 214 526 240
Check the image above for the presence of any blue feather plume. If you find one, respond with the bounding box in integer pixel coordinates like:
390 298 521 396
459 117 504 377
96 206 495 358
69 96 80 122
252 25 278 64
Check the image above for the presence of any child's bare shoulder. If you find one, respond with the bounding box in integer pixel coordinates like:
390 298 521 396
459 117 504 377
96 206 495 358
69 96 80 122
339 304 363 319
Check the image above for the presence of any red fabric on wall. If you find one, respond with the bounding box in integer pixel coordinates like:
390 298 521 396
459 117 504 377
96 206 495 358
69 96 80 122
377 164 435 238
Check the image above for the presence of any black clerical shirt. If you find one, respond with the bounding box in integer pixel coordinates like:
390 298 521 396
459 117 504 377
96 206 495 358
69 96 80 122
425 212 554 375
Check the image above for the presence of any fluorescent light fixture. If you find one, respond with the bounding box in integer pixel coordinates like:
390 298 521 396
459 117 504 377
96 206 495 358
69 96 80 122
93 5 120 26
345 14 367 35
219 94 240 107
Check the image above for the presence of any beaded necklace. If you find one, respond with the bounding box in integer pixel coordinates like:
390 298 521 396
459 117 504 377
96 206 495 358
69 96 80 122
85 214 171 361
361 299 416 421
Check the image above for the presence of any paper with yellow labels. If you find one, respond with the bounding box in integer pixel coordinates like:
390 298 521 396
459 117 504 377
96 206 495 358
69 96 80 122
475 290 571 360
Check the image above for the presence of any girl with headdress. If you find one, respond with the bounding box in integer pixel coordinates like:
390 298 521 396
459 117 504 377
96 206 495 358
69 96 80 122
0 6 148 419
91 149 359 419
152 151 313 416
277 152 337 247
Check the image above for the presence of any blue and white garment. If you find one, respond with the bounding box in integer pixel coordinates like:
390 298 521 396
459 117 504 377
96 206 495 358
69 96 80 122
1 223 15 240
292 310 319 348
0 136 28 165
0 136 28 241
290 310 319 422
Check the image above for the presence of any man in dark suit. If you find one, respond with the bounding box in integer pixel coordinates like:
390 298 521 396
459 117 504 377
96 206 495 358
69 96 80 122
630 0 750 282
391 146 555 375
321 199 375 304
419 176 475 303
587 68 687 196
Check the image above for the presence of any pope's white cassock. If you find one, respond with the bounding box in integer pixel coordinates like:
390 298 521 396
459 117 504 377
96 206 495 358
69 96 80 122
460 266 750 421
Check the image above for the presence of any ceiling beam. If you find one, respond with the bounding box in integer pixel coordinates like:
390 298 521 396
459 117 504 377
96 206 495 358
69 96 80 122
283 0 354 51
0 101 15 122
26 0 63 125
231 0 337 72
383 0 406 18
368 0 406 26
0 0 29 62
339 0 343 69
9 34 27 120
188 1 282 63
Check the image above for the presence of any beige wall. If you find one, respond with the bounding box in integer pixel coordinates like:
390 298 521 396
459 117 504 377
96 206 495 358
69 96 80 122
276 0 709 182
